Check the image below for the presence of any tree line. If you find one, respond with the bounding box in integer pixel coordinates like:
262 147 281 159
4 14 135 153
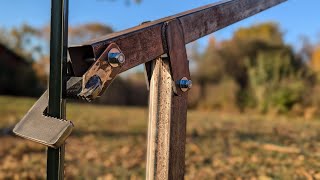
1 22 320 118
191 23 320 118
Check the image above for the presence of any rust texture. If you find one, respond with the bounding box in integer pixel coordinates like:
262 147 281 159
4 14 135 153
164 20 190 95
81 43 123 98
69 0 286 76
169 88 188 180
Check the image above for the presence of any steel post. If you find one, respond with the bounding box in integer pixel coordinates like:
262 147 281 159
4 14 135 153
47 0 68 179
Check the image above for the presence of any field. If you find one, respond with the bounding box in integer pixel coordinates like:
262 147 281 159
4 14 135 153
1 96 320 179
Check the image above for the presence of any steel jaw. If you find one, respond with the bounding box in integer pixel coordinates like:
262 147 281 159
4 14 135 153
13 91 73 148
12 42 124 148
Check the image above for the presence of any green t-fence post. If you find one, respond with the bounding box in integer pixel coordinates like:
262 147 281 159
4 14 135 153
47 0 68 179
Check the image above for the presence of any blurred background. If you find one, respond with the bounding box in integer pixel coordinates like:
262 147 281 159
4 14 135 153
1 0 320 179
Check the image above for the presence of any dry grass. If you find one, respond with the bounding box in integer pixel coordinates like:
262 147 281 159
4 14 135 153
1 96 320 179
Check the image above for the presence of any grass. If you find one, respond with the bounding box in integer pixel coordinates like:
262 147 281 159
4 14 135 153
1 95 320 179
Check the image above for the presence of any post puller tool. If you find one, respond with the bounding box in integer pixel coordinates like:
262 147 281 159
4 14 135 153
13 0 286 179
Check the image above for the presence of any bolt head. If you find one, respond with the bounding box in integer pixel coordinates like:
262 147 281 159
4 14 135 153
80 75 103 101
85 75 101 89
179 77 192 92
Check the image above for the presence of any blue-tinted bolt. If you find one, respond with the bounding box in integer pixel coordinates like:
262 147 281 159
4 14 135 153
178 77 192 92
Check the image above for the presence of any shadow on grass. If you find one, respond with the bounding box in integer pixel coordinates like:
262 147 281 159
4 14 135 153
0 126 14 136
71 129 146 138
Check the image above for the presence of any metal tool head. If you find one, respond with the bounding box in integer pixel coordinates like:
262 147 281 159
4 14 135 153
13 91 73 148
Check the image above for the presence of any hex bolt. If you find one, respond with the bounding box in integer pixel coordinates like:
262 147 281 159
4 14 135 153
85 75 102 89
80 75 103 101
108 49 125 67
178 77 192 92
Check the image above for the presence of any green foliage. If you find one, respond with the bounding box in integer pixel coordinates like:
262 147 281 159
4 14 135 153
269 81 305 113
0 21 317 114
233 22 283 45
247 47 306 113
197 78 239 112
194 38 225 84
192 22 314 114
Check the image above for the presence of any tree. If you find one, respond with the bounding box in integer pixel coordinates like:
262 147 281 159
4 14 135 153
0 22 114 96
0 24 43 61
195 37 224 84
41 22 113 45
193 22 311 113
233 22 283 45
0 25 44 96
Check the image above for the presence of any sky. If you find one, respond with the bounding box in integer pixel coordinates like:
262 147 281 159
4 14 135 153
0 0 319 50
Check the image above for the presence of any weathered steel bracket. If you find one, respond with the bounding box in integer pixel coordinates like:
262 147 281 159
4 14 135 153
145 19 191 96
77 43 125 101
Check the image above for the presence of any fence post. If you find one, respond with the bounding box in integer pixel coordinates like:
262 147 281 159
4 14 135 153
146 57 188 180
47 0 68 179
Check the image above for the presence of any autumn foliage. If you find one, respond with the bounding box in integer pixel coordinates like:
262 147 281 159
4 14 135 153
192 23 319 118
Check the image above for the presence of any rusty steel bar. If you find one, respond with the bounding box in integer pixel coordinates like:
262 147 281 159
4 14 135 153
69 0 286 77
146 57 188 180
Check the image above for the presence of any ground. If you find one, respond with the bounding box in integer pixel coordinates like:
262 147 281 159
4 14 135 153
1 96 320 179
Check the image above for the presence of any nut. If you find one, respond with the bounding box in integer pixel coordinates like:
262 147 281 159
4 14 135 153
108 48 125 67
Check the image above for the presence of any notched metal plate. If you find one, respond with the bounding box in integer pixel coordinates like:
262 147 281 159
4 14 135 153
13 91 73 148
